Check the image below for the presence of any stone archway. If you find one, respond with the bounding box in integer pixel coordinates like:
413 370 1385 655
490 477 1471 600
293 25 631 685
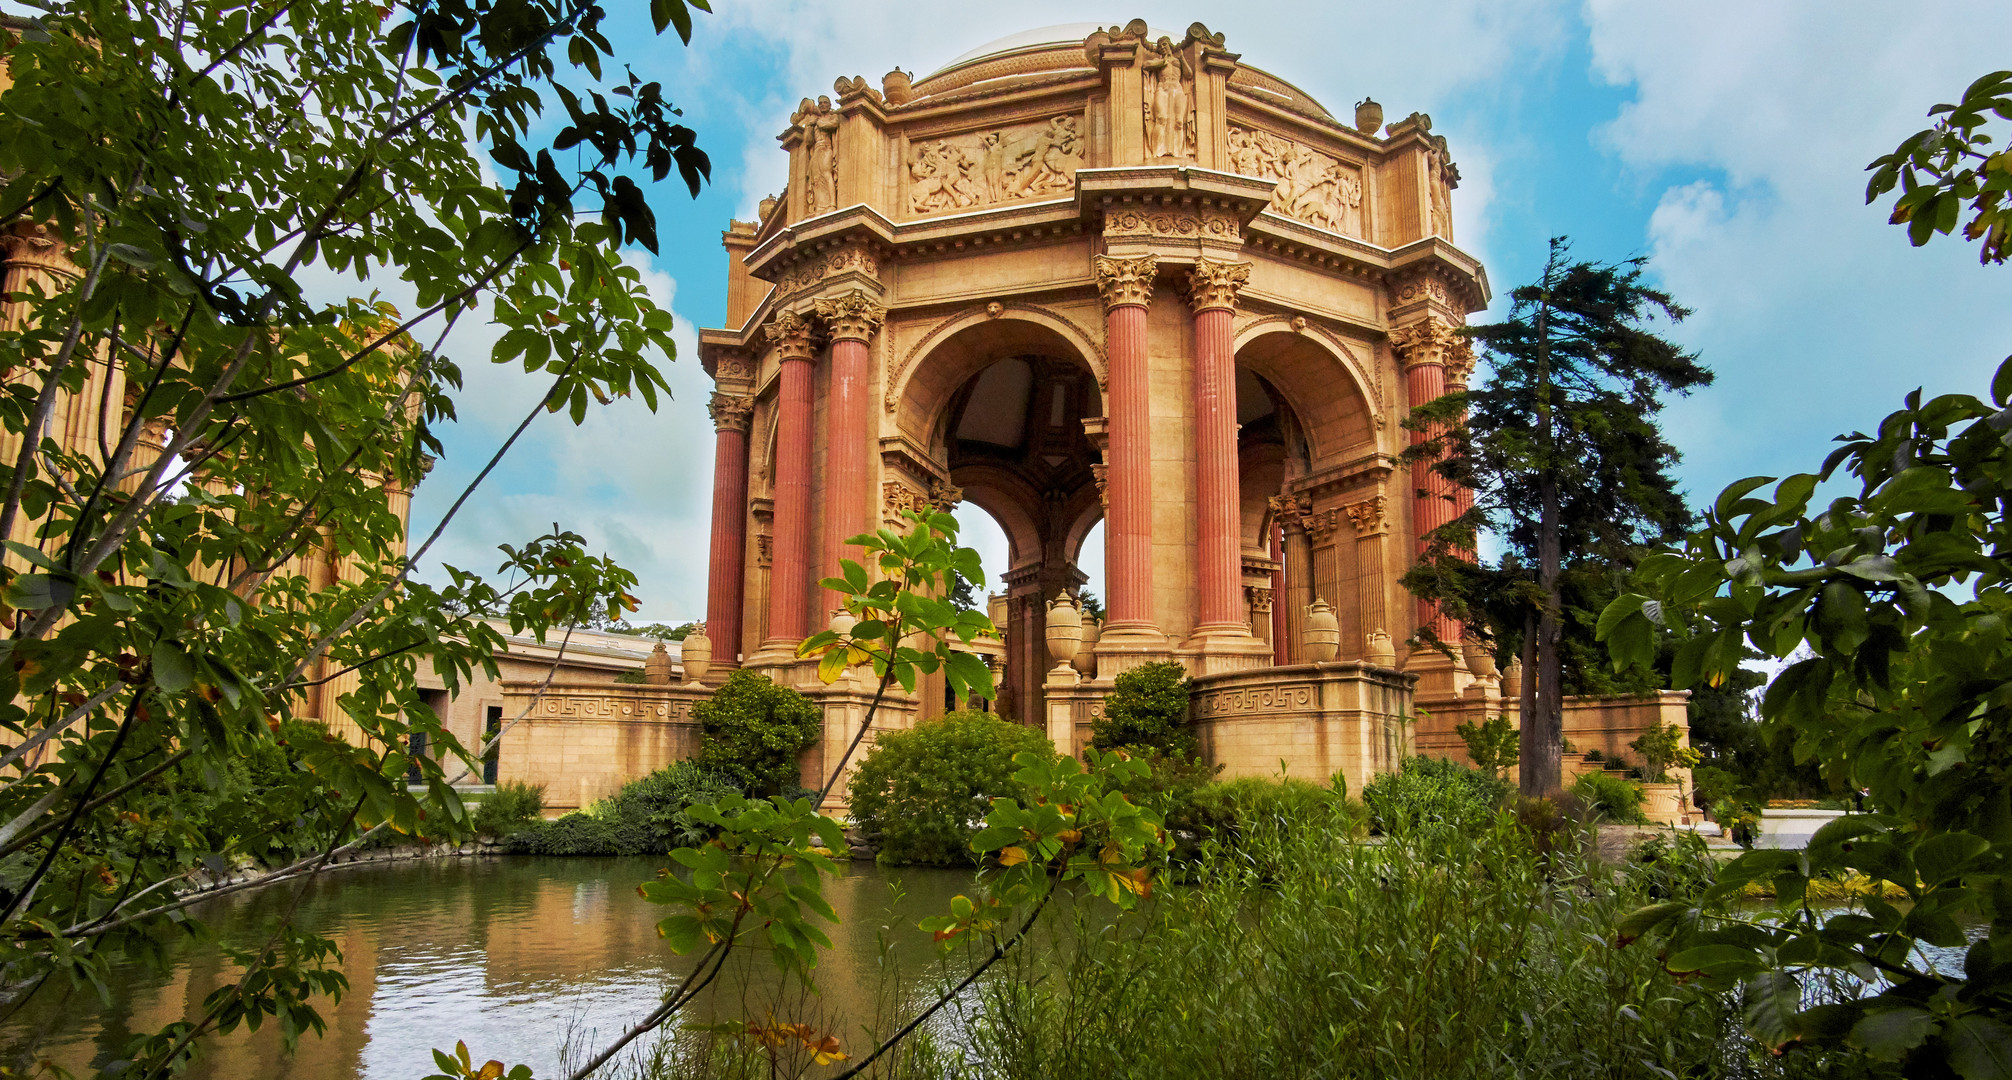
896 318 1105 724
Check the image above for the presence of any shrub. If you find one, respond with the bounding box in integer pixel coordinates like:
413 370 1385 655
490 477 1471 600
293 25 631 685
694 670 822 797
1627 722 1699 783
507 762 739 855
1174 776 1367 847
1453 714 1519 779
848 711 1055 866
471 780 545 837
1570 770 1648 823
1361 755 1509 833
1090 660 1194 756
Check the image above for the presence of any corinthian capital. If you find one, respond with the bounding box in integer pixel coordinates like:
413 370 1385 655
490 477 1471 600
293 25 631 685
1185 258 1251 313
1344 494 1388 536
1268 493 1311 532
813 289 886 343
766 309 817 362
1093 254 1158 311
1389 314 1464 370
708 392 755 433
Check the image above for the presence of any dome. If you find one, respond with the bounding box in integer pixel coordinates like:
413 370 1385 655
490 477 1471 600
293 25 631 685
931 23 1179 75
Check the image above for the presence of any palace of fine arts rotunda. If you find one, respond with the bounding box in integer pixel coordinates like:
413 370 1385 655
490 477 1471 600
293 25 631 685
503 22 1690 816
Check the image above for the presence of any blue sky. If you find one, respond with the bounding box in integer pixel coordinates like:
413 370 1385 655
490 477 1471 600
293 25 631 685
403 1 2012 623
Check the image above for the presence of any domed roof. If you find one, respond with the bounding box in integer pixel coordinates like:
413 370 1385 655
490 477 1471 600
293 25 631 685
907 25 1335 123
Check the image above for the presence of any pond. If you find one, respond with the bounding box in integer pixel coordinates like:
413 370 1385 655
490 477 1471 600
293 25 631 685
0 855 978 1079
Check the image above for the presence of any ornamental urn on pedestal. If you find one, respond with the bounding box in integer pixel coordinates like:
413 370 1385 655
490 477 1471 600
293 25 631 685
1305 599 1340 662
680 631 712 686
644 642 675 685
1072 616 1101 678
1045 592 1083 675
1365 628 1397 667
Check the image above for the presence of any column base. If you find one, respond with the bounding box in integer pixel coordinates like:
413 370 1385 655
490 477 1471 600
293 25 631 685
743 640 810 685
1094 622 1171 679
1404 645 1471 707
1179 623 1275 676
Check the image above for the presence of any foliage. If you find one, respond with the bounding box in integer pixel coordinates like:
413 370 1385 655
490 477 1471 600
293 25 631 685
1361 755 1510 834
909 809 1823 1080
1402 238 1711 797
1173 775 1367 851
1568 770 1648 824
0 0 716 1065
847 711 1055 867
614 668 650 684
1628 722 1699 784
1867 71 2012 264
693 672 822 798
1088 661 1195 757
1687 656 1826 801
1602 355 2012 1075
507 762 738 856
1454 715 1520 779
1076 589 1106 622
471 781 546 838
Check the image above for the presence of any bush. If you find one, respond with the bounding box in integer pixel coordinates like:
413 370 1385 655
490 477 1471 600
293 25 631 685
848 711 1055 866
471 780 545 837
1570 770 1648 824
507 762 739 855
694 670 823 797
1174 776 1367 848
1361 755 1509 833
1089 660 1194 756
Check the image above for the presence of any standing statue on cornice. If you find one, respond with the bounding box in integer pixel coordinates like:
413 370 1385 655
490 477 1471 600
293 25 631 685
804 99 841 214
1143 38 1194 160
1427 134 1459 241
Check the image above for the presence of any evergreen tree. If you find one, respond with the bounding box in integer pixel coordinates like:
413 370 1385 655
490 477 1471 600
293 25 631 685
1403 238 1712 796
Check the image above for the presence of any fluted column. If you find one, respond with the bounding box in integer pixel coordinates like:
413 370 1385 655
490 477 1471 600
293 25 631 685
1187 258 1250 635
1269 518 1286 666
764 311 818 647
813 291 885 592
1093 254 1159 636
705 392 755 668
1392 316 1463 645
1346 494 1392 663
1270 494 1312 662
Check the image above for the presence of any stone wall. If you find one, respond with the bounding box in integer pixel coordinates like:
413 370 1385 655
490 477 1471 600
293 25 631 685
1186 661 1414 795
497 681 709 811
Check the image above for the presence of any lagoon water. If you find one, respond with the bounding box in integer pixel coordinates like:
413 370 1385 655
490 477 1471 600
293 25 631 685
0 856 976 1079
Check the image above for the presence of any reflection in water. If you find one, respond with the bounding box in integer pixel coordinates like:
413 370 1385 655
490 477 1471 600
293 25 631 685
1 856 976 1079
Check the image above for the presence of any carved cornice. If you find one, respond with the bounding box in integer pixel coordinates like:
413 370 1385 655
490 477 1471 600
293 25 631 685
1186 258 1251 313
765 309 817 362
1344 494 1389 537
708 392 755 433
1389 314 1464 371
1093 254 1158 311
813 289 886 343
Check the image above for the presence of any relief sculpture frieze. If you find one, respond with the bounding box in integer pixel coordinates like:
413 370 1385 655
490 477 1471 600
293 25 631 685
1226 125 1365 238
905 116 1085 216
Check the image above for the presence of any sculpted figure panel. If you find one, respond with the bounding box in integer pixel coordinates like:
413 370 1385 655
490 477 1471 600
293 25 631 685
1226 125 1365 237
1143 37 1196 160
905 116 1085 216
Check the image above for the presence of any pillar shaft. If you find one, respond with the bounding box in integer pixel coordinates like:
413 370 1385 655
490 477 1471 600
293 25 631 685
704 393 753 664
766 315 817 645
1095 256 1157 632
1269 520 1287 666
814 292 885 595
1190 289 1243 631
1394 314 1466 647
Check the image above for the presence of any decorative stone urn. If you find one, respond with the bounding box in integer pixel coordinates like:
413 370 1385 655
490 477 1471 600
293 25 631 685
1305 598 1340 662
1501 658 1524 701
829 608 857 638
1073 616 1101 678
680 631 712 686
1045 592 1083 675
644 641 675 685
1354 97 1384 135
1463 638 1500 681
1364 628 1397 667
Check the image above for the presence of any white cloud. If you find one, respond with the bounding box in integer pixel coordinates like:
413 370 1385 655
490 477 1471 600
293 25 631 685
1584 0 2012 493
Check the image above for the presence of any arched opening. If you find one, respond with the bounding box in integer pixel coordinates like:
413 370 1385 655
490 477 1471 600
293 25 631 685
899 316 1105 724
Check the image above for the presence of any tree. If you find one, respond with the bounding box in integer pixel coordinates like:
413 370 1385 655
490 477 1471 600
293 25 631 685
1403 239 1712 798
692 671 823 797
1089 660 1195 757
1867 70 2011 265
0 0 712 1069
1454 715 1519 780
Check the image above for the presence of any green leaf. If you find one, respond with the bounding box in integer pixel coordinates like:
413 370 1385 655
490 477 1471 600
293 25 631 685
1947 1014 2012 1080
152 639 194 694
1916 832 1991 885
1615 901 1688 945
1848 1006 1936 1061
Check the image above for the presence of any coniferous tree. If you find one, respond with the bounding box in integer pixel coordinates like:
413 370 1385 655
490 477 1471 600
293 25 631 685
1403 238 1712 796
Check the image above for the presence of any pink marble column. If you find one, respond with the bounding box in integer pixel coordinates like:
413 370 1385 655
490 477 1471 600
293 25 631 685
1187 258 1251 633
765 311 817 645
704 392 754 665
1269 519 1287 666
814 292 885 590
1393 316 1463 645
1093 255 1158 633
